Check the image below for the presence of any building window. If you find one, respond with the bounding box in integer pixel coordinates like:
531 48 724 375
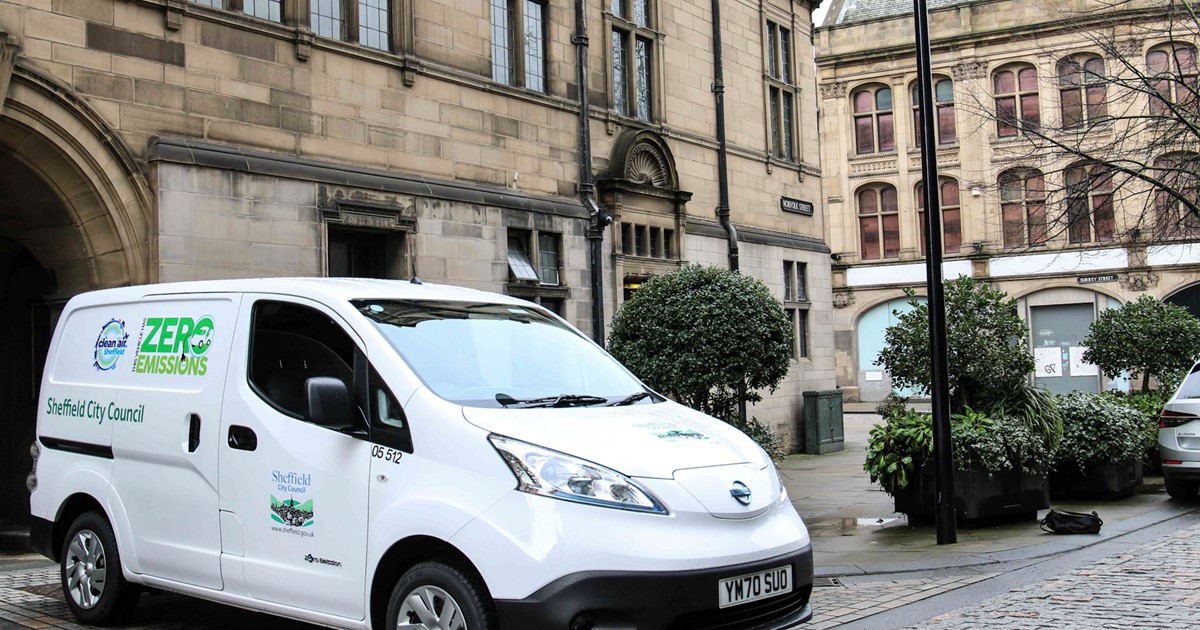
994 65 1040 137
916 179 962 255
491 0 547 92
852 85 894 155
1147 44 1198 115
1153 153 1200 237
911 77 956 147
328 226 408 279
783 261 807 302
766 21 797 161
310 0 391 51
784 308 808 359
190 0 282 22
610 0 656 121
1065 163 1115 244
999 168 1048 248
619 221 675 259
508 229 562 285
1058 55 1107 128
857 184 900 260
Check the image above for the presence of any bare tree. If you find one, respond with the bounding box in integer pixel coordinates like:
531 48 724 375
956 0 1200 249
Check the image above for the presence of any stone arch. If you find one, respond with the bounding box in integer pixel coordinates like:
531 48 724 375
0 63 152 295
1165 281 1200 320
607 129 679 190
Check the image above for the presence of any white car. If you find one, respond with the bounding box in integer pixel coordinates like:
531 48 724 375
29 278 813 630
1161 361 1200 499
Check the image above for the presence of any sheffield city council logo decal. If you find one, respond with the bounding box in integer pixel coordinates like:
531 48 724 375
93 318 129 371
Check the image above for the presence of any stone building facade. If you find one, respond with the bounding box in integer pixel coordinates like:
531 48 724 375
0 0 833 526
817 0 1200 402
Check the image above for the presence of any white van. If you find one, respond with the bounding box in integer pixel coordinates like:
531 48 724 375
28 278 813 630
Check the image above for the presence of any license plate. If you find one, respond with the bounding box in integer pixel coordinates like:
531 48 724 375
718 565 793 609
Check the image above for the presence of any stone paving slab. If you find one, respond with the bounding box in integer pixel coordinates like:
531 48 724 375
807 573 998 629
916 521 1200 629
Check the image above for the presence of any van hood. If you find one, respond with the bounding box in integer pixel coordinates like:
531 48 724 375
461 401 769 479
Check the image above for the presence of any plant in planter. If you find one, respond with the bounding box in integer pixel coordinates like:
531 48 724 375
864 409 933 495
1103 389 1171 474
1051 392 1155 498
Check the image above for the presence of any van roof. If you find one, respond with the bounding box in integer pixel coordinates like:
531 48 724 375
63 277 532 309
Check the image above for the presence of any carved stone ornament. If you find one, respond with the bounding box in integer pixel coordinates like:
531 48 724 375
833 291 855 309
819 82 847 100
625 142 670 188
1120 272 1159 292
951 62 986 80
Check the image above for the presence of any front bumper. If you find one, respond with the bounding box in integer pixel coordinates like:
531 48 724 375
493 544 813 630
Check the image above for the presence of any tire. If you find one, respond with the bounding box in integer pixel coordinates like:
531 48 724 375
385 560 494 630
1164 475 1200 499
60 511 141 625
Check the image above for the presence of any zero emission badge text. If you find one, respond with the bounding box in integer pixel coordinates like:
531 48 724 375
132 315 215 376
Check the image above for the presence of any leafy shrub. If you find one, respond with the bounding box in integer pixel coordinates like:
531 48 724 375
952 409 1050 476
729 416 786 462
986 383 1064 452
874 392 911 420
864 409 932 495
1083 295 1200 392
1053 392 1157 473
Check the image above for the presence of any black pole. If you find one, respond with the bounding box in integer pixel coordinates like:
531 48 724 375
710 0 739 274
575 0 609 345
912 0 956 544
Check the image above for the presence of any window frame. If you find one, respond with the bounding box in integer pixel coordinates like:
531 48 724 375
993 64 1041 137
910 76 957 147
1057 54 1108 129
1153 152 1200 237
782 260 809 360
190 0 282 21
916 178 962 255
851 85 896 155
857 184 900 260
491 0 549 93
999 168 1048 248
765 19 799 162
608 0 659 122
1064 162 1115 244
1147 43 1199 116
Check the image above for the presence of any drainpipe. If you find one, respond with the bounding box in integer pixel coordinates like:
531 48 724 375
575 0 610 345
711 0 739 273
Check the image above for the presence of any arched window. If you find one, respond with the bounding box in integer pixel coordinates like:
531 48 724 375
1058 55 1107 128
852 85 895 154
1147 44 1198 115
1064 163 1115 244
916 179 962 255
993 65 1040 137
999 169 1047 248
858 184 900 259
911 77 956 147
1154 152 1200 237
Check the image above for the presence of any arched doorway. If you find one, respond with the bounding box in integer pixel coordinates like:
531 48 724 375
0 65 151 527
856 296 926 401
1166 283 1200 321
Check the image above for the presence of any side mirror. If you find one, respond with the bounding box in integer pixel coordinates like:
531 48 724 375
305 377 354 429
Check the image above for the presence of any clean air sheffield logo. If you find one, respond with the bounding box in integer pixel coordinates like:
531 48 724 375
270 470 314 538
131 316 215 376
93 319 129 371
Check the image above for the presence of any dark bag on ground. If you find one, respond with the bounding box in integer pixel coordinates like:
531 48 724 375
1040 509 1103 534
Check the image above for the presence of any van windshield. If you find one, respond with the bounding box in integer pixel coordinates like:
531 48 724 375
353 300 652 408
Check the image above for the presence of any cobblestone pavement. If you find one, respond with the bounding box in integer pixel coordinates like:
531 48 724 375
917 522 1200 629
807 574 997 629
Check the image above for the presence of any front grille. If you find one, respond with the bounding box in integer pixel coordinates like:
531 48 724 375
665 583 812 630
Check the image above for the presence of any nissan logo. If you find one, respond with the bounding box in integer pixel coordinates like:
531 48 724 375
730 481 752 505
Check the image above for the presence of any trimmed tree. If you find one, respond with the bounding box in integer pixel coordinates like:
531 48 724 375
608 265 793 452
1083 295 1200 392
876 276 1034 411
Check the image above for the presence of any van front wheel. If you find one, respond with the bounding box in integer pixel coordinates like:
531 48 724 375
386 560 494 630
60 511 140 625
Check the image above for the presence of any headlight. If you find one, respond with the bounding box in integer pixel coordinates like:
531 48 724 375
774 464 788 501
489 435 667 514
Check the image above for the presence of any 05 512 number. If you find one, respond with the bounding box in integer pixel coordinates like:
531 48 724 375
371 444 402 464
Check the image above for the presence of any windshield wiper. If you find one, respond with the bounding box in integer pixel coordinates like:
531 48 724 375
607 392 652 406
495 393 609 408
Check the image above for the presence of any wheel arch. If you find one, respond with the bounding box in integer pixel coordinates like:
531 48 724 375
49 493 107 563
369 535 491 630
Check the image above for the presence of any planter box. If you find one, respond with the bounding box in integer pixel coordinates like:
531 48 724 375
893 461 1049 522
1050 458 1143 499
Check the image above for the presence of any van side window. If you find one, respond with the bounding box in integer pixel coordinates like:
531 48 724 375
370 367 407 429
250 301 356 421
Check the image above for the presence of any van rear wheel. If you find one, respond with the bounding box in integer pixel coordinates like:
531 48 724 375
60 511 140 625
386 560 493 630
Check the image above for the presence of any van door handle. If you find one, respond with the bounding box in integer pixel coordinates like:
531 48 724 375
188 414 202 453
227 425 258 451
